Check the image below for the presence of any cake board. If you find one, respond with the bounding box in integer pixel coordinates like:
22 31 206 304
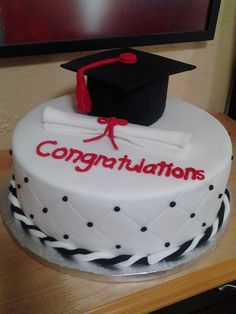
0 173 231 283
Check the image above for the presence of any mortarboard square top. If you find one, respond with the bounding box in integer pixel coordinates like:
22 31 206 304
61 48 196 126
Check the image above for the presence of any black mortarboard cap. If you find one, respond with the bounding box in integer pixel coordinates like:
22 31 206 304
61 48 196 126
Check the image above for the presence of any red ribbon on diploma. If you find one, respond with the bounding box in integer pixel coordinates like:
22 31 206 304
83 117 128 150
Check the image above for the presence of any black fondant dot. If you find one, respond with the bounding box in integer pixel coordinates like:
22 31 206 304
63 234 69 239
42 207 48 213
29 214 34 219
9 149 12 156
17 184 21 189
165 242 170 247
218 193 223 199
116 245 121 249
141 226 147 232
170 201 176 207
114 206 121 212
202 222 206 227
62 196 68 202
87 222 93 227
209 185 214 191
231 155 234 161
24 177 29 183
190 213 196 218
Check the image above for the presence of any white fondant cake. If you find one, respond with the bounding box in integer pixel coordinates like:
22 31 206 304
10 95 232 267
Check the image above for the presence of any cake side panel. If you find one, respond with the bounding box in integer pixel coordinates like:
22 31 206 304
12 153 232 256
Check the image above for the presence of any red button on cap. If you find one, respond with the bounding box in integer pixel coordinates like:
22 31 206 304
118 52 137 64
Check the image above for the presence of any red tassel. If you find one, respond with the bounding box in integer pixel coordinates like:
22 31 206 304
76 72 92 113
75 52 137 113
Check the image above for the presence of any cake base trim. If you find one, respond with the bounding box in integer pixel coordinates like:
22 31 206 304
8 177 231 268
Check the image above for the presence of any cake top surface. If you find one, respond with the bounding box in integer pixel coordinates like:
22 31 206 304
13 95 232 199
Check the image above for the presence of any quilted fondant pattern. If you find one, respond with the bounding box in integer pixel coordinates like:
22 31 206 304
14 163 229 255
8 178 231 267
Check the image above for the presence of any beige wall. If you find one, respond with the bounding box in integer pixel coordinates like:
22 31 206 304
0 0 235 150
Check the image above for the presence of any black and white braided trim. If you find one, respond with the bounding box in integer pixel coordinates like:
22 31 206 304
8 179 231 267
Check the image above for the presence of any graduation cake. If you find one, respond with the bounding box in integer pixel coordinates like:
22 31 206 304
9 49 232 269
